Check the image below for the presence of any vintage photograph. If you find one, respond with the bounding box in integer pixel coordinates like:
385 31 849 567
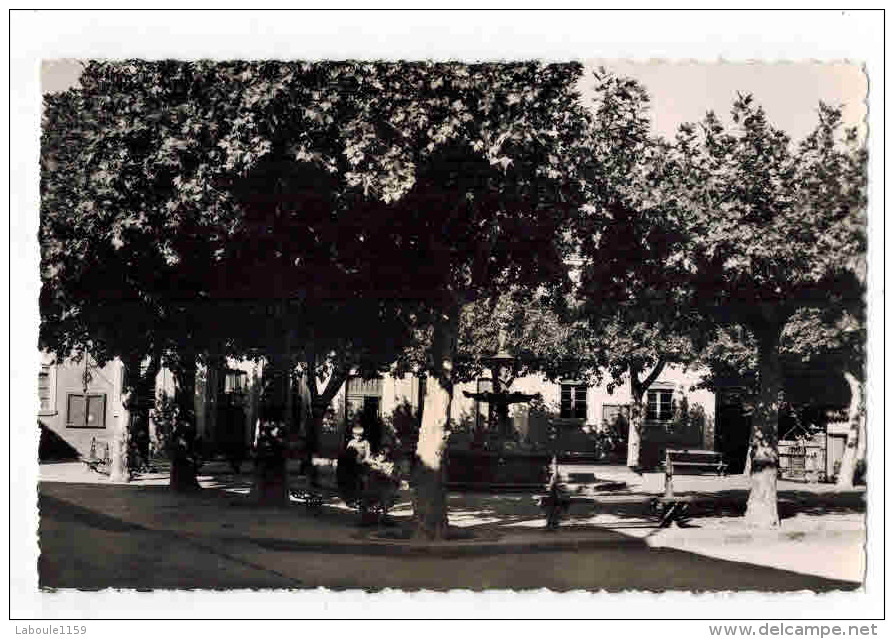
12 10 880 620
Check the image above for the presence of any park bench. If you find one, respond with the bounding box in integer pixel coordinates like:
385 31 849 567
651 449 728 528
82 437 110 474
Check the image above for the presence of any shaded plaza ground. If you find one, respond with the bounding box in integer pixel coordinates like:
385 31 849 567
37 460 865 590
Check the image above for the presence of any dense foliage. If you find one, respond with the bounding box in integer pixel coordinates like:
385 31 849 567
41 61 866 526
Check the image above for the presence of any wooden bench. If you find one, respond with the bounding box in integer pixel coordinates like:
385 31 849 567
653 449 727 527
82 437 110 474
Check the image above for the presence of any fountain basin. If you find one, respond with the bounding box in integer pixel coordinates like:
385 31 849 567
445 449 551 490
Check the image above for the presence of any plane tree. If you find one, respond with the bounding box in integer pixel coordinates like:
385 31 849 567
196 61 595 516
40 61 425 495
695 306 866 482
40 60 600 518
367 64 594 536
571 70 708 469
655 97 867 526
40 66 229 489
571 71 866 526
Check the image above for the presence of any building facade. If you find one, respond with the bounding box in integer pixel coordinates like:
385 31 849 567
327 364 716 465
36 352 264 462
38 351 716 468
38 352 128 459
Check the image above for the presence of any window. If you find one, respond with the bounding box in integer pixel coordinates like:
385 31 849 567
346 375 383 420
362 396 380 416
38 365 55 414
646 389 674 422
224 370 247 394
560 383 587 419
66 393 106 428
602 403 630 427
346 376 383 396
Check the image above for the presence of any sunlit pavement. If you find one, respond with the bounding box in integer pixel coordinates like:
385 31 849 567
36 463 864 590
38 484 858 592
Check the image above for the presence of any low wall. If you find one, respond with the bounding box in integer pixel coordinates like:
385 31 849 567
445 449 551 489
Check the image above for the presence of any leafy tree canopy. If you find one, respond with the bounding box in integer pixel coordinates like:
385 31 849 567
41 60 594 373
659 96 866 327
572 70 705 397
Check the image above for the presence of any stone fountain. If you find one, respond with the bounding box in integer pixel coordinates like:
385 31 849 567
462 330 538 447
447 330 549 489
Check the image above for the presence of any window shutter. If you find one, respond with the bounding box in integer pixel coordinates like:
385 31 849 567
38 368 51 411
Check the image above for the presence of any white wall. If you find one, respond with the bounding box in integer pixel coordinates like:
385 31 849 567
37 352 126 458
330 364 714 430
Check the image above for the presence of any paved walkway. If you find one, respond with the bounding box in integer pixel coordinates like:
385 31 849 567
38 460 866 586
561 464 866 583
38 482 858 591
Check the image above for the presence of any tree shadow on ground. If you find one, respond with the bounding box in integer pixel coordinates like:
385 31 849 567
776 489 866 519
439 491 656 530
119 460 868 531
437 487 861 530
442 492 548 527
596 488 868 523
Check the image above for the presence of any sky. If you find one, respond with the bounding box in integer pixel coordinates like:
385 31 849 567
585 61 866 142
41 58 867 143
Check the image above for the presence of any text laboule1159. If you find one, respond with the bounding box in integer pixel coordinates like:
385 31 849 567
14 627 87 635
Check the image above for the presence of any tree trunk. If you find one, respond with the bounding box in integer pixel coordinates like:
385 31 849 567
302 338 348 487
743 423 755 476
408 372 426 465
124 382 141 477
170 354 201 492
414 372 452 538
121 352 160 477
108 357 130 483
836 371 864 489
626 361 665 469
305 398 326 485
416 373 427 430
413 308 459 539
744 325 782 527
304 367 347 487
252 353 291 505
626 398 644 468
